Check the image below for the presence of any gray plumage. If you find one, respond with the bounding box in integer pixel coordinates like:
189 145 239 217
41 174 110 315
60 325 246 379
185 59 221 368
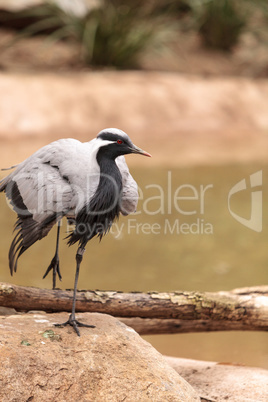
0 128 151 335
0 130 140 274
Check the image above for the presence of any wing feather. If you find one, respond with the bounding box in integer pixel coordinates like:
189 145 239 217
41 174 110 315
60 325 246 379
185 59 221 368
0 138 87 272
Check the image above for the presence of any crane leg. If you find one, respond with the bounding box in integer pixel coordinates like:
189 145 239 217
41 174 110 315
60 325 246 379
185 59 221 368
43 222 62 290
54 246 95 336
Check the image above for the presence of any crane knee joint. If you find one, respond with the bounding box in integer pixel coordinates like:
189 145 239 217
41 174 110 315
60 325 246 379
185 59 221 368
76 247 85 263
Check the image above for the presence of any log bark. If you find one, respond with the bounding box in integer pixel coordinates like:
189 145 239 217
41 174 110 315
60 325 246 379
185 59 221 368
0 282 267 334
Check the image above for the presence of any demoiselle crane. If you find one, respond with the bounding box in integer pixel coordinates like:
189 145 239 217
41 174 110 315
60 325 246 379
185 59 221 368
0 128 151 335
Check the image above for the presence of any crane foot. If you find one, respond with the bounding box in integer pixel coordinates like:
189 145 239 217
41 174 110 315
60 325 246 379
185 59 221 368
54 314 95 337
43 254 62 290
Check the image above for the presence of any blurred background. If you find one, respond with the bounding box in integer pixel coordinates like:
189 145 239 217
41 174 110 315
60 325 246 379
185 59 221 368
0 0 267 368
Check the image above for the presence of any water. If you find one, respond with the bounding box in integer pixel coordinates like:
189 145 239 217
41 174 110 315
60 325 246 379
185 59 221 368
0 163 267 369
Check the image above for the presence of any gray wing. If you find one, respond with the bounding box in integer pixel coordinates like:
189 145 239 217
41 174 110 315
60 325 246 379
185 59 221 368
116 156 138 216
0 139 79 273
0 140 77 222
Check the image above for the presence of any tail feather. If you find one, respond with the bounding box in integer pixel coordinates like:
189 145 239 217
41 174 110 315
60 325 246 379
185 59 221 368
1 165 18 171
1 171 61 273
8 213 59 274
0 176 9 193
8 230 24 275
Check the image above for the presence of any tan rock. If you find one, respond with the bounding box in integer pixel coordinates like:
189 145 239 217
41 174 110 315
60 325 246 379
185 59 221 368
0 0 43 12
166 356 268 402
0 312 199 401
0 0 95 14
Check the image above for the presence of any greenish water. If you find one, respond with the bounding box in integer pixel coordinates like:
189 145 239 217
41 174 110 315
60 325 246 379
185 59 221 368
0 165 267 368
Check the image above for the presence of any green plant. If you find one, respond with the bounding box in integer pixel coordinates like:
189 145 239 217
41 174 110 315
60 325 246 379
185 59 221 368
80 2 159 68
198 0 247 51
5 0 174 69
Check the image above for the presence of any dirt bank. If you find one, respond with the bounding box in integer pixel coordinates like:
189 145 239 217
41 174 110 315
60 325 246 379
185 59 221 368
0 71 267 167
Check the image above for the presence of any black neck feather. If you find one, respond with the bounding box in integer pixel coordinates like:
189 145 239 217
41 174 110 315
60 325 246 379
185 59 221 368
68 149 122 247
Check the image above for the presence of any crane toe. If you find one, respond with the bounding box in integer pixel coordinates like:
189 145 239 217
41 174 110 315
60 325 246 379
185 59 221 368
43 254 62 290
54 314 95 336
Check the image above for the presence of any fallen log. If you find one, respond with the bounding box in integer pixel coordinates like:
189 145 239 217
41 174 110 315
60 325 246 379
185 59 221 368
0 282 267 334
120 316 268 335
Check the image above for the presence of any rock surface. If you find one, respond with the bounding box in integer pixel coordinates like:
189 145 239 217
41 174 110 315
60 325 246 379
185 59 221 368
166 356 268 402
0 0 90 13
0 0 42 11
0 312 199 401
1 310 268 401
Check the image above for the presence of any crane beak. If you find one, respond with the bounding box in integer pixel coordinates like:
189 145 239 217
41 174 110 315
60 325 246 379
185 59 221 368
130 144 152 157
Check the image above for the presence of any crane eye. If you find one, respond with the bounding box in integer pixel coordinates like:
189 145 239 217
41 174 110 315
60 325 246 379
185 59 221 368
117 139 123 144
